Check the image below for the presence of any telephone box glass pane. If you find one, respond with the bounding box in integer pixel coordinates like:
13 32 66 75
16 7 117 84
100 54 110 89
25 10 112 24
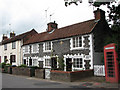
106 52 115 77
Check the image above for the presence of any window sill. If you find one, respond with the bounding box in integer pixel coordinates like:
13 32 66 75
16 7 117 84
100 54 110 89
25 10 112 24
43 50 52 53
70 47 84 50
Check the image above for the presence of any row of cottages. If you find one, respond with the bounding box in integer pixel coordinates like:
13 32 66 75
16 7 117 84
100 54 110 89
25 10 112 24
22 9 111 71
0 30 38 66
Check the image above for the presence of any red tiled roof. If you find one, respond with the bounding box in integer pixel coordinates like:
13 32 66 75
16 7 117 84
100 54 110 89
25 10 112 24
2 29 37 44
24 19 98 45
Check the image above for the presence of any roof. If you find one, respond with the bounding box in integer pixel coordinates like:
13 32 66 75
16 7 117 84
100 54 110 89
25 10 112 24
24 19 98 45
2 29 37 44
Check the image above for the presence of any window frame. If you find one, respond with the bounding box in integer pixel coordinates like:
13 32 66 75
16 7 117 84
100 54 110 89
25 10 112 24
12 42 16 49
11 55 16 62
43 41 52 52
4 44 7 50
32 44 38 53
70 36 83 50
24 45 29 53
73 58 83 69
45 59 51 67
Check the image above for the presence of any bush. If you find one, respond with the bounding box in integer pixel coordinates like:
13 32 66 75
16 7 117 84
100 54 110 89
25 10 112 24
18 64 27 67
58 57 65 71
0 62 6 68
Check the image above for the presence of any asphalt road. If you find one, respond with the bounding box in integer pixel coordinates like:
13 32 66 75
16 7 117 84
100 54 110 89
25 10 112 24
2 73 118 90
2 73 87 88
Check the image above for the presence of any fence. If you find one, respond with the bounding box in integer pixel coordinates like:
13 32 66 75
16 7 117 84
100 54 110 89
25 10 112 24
94 65 105 76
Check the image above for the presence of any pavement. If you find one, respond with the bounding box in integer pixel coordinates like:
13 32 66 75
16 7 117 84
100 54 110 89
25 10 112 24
2 73 120 89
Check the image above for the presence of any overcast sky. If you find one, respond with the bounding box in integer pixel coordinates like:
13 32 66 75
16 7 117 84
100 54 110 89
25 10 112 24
0 0 116 41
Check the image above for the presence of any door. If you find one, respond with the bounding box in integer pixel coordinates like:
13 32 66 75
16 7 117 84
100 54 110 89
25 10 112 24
66 58 72 71
29 58 32 66
10 56 12 64
45 69 51 79
51 57 57 69
38 61 43 68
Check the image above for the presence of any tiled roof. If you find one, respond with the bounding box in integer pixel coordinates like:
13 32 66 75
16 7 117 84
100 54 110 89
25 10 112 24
2 29 37 44
24 19 98 45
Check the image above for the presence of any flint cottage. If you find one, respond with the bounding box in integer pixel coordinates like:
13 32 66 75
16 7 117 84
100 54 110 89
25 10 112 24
22 9 111 71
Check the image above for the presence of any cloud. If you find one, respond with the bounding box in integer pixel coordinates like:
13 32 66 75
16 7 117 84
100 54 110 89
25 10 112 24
0 0 95 41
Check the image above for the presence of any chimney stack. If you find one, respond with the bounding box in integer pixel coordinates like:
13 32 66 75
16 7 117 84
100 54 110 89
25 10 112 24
10 31 15 38
47 21 58 32
2 34 8 41
94 8 105 21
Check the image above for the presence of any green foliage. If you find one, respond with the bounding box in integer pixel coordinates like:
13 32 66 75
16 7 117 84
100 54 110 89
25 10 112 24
58 57 65 70
18 64 28 68
0 62 6 68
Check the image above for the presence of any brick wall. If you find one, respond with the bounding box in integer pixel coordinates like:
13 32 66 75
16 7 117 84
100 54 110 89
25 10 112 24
50 70 94 82
12 67 35 77
35 69 45 79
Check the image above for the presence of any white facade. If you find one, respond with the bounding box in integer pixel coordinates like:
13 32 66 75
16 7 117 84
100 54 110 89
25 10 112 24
1 40 23 66
0 44 2 63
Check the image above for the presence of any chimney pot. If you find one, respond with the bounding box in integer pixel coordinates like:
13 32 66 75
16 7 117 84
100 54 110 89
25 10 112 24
2 34 8 41
94 8 105 20
47 21 58 32
10 31 15 38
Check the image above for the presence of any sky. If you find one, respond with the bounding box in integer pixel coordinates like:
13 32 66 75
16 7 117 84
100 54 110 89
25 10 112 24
0 0 118 41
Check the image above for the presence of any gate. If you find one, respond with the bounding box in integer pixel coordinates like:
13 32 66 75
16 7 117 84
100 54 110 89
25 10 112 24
104 43 119 83
45 69 51 79
94 65 105 76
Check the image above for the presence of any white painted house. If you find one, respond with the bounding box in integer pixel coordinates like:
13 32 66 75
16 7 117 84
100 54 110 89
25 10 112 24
1 29 37 66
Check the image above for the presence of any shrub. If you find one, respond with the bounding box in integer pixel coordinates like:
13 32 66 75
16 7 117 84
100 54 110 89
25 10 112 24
58 57 65 71
18 64 27 67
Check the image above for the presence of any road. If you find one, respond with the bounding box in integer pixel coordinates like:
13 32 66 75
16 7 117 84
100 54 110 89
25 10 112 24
2 73 119 90
2 73 87 88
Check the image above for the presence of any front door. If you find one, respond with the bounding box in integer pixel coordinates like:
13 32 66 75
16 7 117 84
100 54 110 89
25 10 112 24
51 57 57 69
66 58 72 71
10 56 12 64
29 58 32 66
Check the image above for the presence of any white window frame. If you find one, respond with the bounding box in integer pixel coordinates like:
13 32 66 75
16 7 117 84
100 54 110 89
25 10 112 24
70 36 84 50
24 45 29 54
64 54 84 71
43 56 51 68
31 44 39 53
4 44 7 50
12 42 16 49
73 58 83 69
43 41 52 52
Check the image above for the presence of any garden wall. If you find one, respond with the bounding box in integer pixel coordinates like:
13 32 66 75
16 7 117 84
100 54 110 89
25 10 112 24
50 69 94 82
12 67 35 77
35 69 45 79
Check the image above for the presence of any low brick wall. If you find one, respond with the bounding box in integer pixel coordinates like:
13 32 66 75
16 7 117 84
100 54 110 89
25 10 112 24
50 69 94 82
12 67 35 77
35 69 45 79
8 67 12 74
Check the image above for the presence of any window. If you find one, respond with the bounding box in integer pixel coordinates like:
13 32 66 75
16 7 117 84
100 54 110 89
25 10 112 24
32 44 38 53
44 42 52 52
11 55 16 62
24 59 26 65
4 44 7 50
12 42 16 49
73 36 82 48
73 58 83 68
45 59 51 67
25 46 29 53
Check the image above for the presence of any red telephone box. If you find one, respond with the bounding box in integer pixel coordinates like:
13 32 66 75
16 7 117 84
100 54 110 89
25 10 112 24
104 43 119 83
